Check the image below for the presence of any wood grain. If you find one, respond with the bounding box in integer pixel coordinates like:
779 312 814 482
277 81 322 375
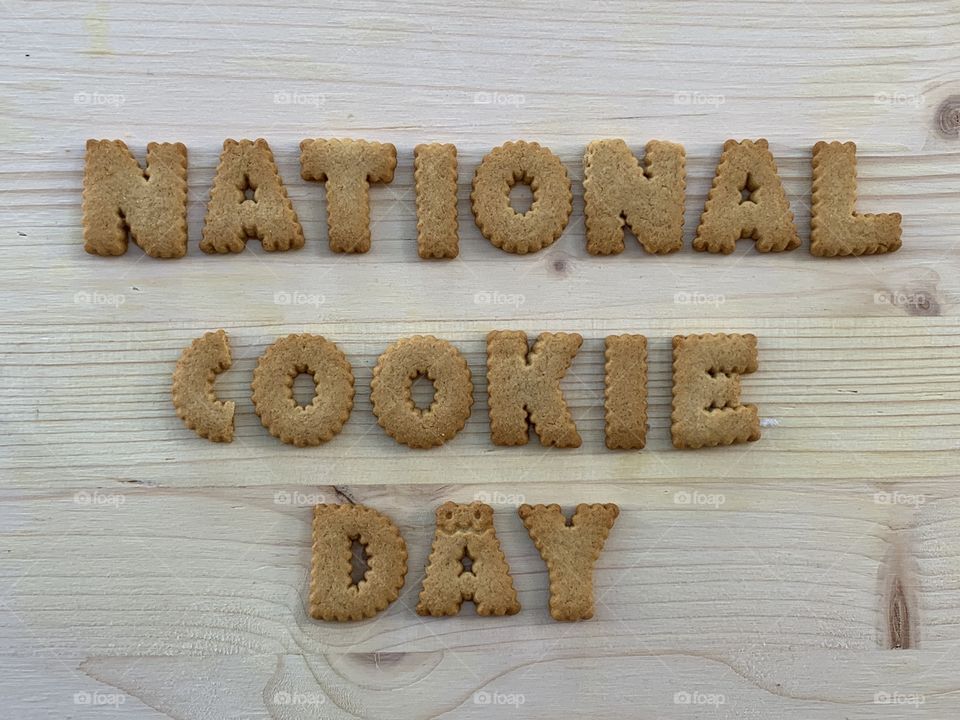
1 0 958 716
3 318 959 485
5 482 960 717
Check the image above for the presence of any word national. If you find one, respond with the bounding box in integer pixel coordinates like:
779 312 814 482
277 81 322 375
172 330 760 451
83 137 902 260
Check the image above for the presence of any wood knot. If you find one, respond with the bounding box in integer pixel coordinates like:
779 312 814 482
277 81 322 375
879 525 919 650
904 295 940 317
889 578 912 649
878 289 941 317
334 486 357 504
935 95 960 138
551 254 571 275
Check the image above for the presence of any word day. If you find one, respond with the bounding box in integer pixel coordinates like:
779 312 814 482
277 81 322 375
309 500 620 623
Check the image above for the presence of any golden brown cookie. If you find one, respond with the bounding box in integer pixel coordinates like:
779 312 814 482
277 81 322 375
370 336 473 449
310 504 408 622
810 141 902 256
694 139 799 255
251 333 355 447
671 333 760 449
200 138 304 254
604 334 648 450
416 501 520 617
414 143 459 259
486 331 582 448
299 138 397 253
82 139 188 258
471 140 572 254
171 329 235 443
583 139 686 255
518 503 620 621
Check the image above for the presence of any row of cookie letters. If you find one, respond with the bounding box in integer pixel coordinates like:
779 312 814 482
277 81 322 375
310 501 620 622
173 330 760 450
84 138 901 259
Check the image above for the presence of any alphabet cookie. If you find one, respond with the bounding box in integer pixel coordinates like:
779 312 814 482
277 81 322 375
671 333 760 449
300 138 397 253
471 141 572 254
414 143 460 259
82 139 188 258
694 139 799 255
370 335 473 449
810 141 902 256
583 139 685 255
417 501 520 617
251 333 355 447
201 138 304 254
518 503 620 621
172 329 235 442
486 331 582 447
310 504 408 621
603 334 648 449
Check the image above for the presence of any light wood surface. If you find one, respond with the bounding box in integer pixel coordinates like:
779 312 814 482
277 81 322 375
2 0 959 717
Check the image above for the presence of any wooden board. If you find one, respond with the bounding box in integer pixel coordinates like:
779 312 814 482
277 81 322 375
1 0 959 716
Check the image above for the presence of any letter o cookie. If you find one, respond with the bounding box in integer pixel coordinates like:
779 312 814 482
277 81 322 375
370 336 473 449
251 333 354 447
471 141 572 254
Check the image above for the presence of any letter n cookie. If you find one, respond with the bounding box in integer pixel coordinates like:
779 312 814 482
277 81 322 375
583 139 685 255
671 333 760 449
82 139 188 258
